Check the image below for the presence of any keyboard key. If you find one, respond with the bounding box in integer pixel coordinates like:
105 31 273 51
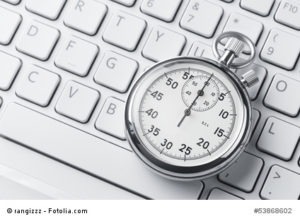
218 152 263 192
236 64 267 100
140 0 182 22
95 97 126 140
0 51 21 91
0 103 204 199
260 29 300 70
103 12 146 51
64 0 107 35
55 81 100 123
0 142 143 199
275 0 300 30
223 13 263 46
26 0 66 20
187 41 210 57
257 117 300 161
261 165 300 199
187 41 220 60
142 26 186 62
55 36 99 77
240 0 275 16
0 6 22 45
111 0 136 7
264 74 300 116
16 65 60 107
94 51 138 93
207 188 243 200
180 0 223 38
16 21 60 61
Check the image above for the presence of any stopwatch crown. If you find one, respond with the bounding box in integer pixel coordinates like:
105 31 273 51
224 38 245 58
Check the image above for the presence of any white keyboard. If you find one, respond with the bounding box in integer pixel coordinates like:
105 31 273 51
0 0 299 200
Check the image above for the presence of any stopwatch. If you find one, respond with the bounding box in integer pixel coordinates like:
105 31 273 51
125 32 258 180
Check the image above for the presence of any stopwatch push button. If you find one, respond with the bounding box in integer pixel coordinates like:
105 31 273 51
236 64 267 100
218 152 263 192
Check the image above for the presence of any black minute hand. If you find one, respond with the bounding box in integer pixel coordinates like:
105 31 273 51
177 73 214 128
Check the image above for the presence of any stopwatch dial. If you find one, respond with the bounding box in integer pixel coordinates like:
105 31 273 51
137 67 239 167
181 74 220 111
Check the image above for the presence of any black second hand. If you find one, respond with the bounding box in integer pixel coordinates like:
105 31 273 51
177 73 214 127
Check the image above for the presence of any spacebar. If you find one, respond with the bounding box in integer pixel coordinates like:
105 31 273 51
0 103 203 199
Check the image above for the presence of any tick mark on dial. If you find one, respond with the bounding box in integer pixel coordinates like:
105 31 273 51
207 149 211 156
224 134 230 139
143 131 151 136
160 148 165 154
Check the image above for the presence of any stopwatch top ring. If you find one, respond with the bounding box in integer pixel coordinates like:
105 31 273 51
213 31 256 69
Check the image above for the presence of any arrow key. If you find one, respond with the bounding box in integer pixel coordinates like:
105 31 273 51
260 165 300 199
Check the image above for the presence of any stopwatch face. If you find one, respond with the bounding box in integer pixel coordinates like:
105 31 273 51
125 57 251 180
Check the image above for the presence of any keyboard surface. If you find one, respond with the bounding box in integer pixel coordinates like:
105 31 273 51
0 0 299 200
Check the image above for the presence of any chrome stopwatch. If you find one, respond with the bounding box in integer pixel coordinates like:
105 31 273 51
125 32 258 180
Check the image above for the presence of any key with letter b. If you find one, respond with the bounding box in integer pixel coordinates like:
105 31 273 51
95 97 126 140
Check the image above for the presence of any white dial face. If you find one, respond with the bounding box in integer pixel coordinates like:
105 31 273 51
129 59 247 169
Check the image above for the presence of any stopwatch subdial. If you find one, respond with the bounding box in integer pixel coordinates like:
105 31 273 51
181 75 220 112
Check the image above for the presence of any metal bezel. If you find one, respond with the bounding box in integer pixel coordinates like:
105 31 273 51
125 56 252 181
